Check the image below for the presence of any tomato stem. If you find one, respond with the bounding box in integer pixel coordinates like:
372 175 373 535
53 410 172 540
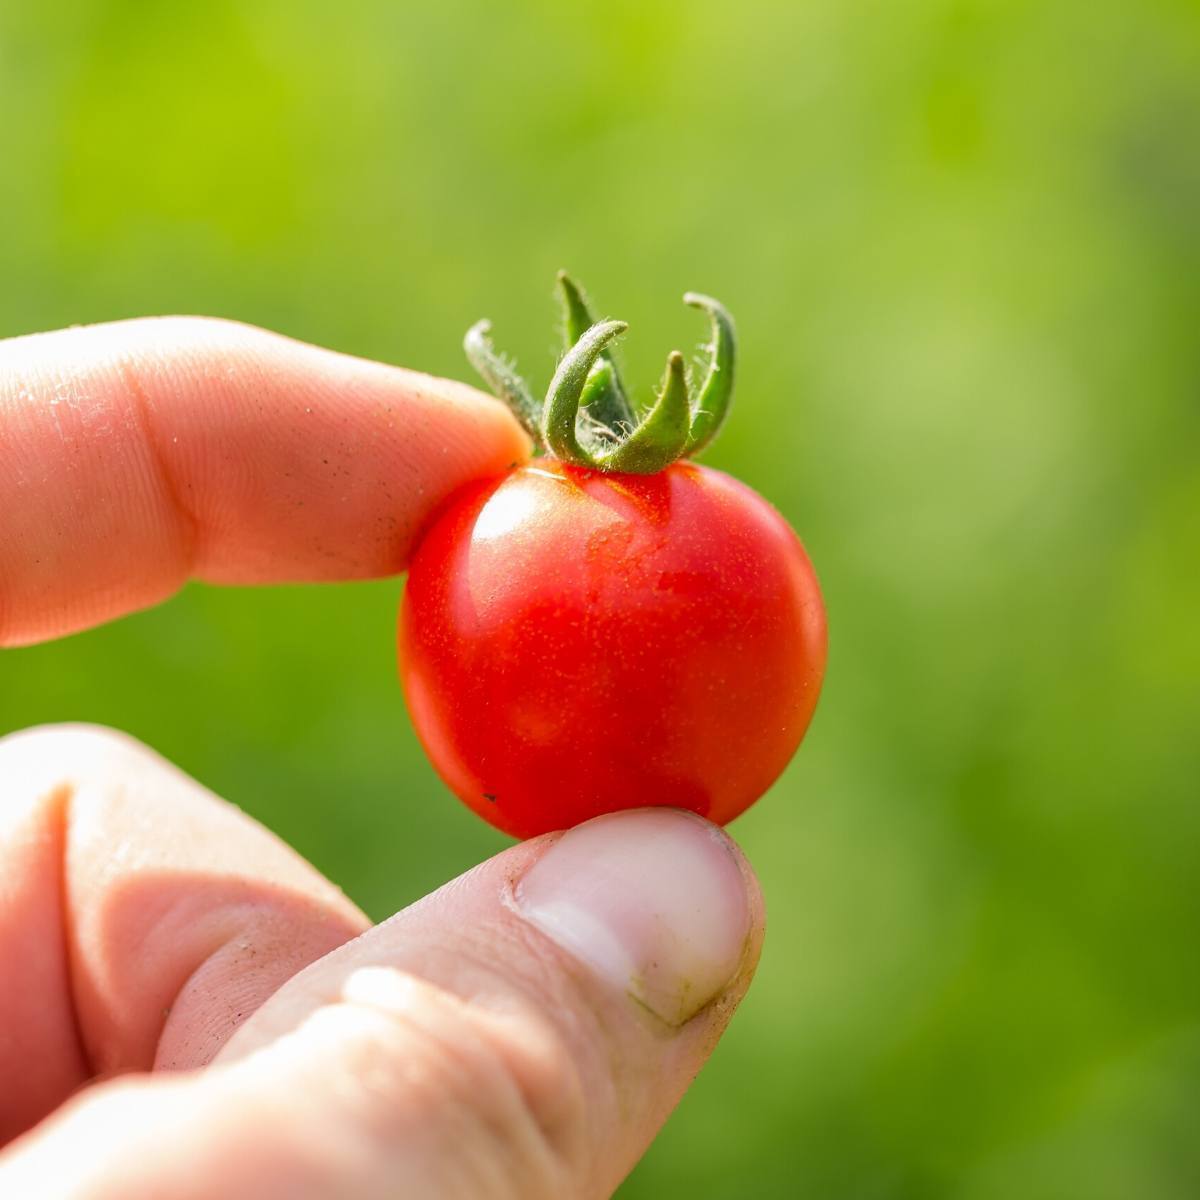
556 272 635 432
466 274 737 474
600 350 690 472
543 319 628 463
682 293 736 456
463 320 541 439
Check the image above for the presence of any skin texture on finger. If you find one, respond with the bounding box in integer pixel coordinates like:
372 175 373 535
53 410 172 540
0 811 763 1200
0 724 370 1146
0 981 578 1200
0 316 529 645
222 810 765 1198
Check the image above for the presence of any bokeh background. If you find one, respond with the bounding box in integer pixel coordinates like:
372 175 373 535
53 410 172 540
2 1 1199 1195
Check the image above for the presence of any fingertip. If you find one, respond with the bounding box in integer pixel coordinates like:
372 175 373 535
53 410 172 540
386 364 533 497
514 809 763 1026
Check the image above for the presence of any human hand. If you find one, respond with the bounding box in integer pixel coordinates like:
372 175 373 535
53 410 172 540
0 318 765 1199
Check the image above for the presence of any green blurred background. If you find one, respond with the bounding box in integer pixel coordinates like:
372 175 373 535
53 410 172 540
2 1 1199 1195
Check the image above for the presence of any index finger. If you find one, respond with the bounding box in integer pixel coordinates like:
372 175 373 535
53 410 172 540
0 317 529 646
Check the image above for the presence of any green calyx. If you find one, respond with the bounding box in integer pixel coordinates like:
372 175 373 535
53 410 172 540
464 272 736 474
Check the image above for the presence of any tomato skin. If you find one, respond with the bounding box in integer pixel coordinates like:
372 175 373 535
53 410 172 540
398 461 826 839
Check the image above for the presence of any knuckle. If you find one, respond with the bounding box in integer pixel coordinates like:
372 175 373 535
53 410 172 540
334 977 587 1199
126 313 265 349
0 722 151 774
0 723 170 819
119 315 286 378
474 1003 591 1176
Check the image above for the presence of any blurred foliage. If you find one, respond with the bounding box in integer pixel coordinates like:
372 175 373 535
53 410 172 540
2 0 1199 1195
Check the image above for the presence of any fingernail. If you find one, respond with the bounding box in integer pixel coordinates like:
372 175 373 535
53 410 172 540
514 809 754 1026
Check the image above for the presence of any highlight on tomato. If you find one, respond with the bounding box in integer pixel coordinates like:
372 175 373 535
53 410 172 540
398 274 827 839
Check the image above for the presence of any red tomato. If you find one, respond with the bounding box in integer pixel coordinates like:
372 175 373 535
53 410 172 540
398 460 826 839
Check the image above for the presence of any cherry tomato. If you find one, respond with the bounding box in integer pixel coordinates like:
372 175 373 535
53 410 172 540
399 459 826 839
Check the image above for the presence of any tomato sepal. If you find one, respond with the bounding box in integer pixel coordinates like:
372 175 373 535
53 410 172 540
464 273 737 475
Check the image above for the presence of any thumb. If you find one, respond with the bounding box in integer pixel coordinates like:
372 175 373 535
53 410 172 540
0 809 764 1200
